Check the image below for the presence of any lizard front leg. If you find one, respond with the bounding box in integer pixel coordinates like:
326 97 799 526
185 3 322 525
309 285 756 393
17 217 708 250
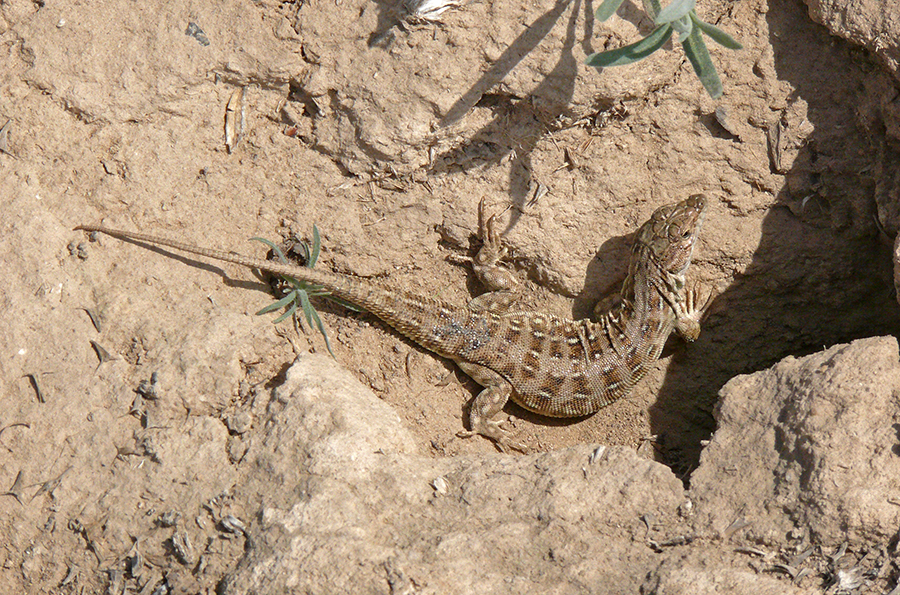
455 361 526 453
468 198 519 314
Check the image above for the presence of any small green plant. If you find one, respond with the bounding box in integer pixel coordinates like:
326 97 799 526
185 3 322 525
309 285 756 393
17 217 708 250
586 0 742 99
252 226 343 357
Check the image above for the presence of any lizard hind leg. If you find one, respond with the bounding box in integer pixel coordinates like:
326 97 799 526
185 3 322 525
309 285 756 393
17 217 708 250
455 361 526 453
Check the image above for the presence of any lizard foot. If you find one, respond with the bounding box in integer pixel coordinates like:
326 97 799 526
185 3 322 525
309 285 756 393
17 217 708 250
457 421 527 454
674 282 712 341
592 291 623 321
446 253 473 265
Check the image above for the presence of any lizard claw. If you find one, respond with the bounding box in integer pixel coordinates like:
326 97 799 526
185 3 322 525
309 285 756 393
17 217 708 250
446 253 474 265
496 439 528 454
688 282 713 317
674 282 711 341
457 420 527 454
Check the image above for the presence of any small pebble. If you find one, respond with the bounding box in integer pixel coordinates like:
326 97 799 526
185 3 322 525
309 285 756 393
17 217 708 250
227 411 253 434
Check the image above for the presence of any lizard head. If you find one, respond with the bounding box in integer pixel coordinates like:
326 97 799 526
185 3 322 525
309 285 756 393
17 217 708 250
635 194 707 276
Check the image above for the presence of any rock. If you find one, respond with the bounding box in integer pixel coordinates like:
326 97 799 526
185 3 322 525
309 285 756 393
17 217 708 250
690 337 900 546
226 411 253 435
802 0 900 85
896 233 900 305
223 355 690 594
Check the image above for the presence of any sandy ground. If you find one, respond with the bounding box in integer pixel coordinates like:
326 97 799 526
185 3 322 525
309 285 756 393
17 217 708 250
1 0 899 590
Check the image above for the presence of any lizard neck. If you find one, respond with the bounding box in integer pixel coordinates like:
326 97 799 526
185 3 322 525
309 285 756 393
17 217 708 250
616 247 681 344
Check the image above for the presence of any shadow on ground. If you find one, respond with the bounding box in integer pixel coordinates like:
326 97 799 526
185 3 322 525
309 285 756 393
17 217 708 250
651 0 900 478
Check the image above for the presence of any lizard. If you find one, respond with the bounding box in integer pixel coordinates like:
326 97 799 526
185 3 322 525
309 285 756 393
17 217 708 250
76 194 708 451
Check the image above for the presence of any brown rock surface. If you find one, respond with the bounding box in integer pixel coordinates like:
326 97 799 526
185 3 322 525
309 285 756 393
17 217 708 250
802 0 900 85
225 355 688 594
691 337 900 546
